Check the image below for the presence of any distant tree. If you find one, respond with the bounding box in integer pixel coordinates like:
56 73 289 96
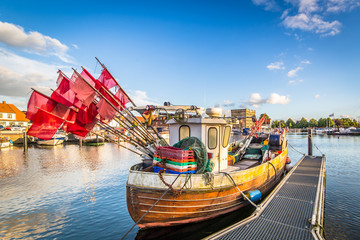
352 119 359 127
260 113 270 119
342 118 354 127
279 120 286 128
286 118 295 128
318 118 327 127
296 117 309 128
309 118 318 128
272 120 279 128
334 119 343 127
327 118 334 128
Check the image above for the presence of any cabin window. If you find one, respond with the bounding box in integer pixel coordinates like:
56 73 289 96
208 127 217 149
179 125 190 141
222 126 231 148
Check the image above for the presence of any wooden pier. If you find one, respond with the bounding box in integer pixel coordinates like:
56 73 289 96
205 155 326 240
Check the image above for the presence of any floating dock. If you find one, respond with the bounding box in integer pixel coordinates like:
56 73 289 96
206 155 326 240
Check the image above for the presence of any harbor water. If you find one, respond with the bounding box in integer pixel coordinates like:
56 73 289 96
0 135 359 239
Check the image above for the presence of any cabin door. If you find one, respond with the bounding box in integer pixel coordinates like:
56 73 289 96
206 126 220 173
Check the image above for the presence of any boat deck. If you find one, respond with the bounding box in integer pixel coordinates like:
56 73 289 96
206 155 326 240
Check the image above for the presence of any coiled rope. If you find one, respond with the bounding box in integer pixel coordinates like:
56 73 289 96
120 174 181 240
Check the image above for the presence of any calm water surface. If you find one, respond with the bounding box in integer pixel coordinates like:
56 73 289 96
0 135 359 239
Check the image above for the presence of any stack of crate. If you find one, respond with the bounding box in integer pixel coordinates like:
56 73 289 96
153 146 197 174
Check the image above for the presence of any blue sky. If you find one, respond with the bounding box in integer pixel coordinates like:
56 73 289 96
0 0 359 121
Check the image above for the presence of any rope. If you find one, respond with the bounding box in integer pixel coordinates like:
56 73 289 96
268 162 277 182
221 172 260 210
314 144 324 155
120 174 181 240
157 168 192 196
288 143 306 155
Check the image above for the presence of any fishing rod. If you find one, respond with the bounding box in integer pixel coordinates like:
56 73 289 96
96 121 153 157
91 125 144 156
95 57 168 146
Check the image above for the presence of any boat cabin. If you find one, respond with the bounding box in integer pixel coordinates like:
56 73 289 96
166 108 232 173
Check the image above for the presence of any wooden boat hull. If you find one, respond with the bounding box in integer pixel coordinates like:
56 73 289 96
0 142 10 148
126 149 287 228
37 138 64 146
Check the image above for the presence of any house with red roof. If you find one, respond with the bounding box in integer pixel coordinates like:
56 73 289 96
0 101 30 128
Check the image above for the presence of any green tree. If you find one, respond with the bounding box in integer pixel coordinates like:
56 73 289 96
318 118 327 127
280 120 286 128
309 118 318 127
296 117 309 128
260 113 270 119
327 118 334 128
286 118 295 128
272 120 279 128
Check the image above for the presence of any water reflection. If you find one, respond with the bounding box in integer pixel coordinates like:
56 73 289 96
0 137 360 239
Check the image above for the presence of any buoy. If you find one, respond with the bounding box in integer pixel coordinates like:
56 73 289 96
249 190 262 202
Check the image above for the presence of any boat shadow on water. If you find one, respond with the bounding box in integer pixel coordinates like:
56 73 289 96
135 205 255 240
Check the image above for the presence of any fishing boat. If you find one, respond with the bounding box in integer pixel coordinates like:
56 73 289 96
0 137 11 148
84 135 105 146
37 134 65 146
23 59 288 230
126 106 288 228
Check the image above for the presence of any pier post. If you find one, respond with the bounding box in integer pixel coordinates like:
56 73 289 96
23 131 28 152
79 139 82 148
308 129 313 156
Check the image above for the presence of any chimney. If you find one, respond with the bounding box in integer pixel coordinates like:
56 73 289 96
2 101 5 104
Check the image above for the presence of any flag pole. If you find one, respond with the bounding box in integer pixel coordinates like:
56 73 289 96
72 68 156 147
95 57 168 146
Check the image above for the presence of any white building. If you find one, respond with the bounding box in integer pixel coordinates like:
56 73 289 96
0 101 29 127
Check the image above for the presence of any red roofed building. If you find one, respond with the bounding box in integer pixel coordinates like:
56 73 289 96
0 101 30 127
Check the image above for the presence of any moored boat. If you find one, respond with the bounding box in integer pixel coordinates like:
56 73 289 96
0 137 11 148
37 134 65 146
84 135 105 146
126 106 288 228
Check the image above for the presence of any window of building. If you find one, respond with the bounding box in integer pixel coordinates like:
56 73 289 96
208 127 217 149
179 125 190 141
222 126 231 148
7 114 12 119
0 113 2 118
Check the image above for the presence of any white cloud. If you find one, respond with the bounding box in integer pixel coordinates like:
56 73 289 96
326 0 360 12
266 93 291 104
252 0 278 10
222 100 235 107
247 93 290 108
287 67 303 77
288 80 296 84
72 44 79 49
0 48 71 96
301 60 311 64
282 13 341 36
315 94 320 99
0 20 72 62
253 0 360 37
298 0 320 14
266 61 285 70
340 114 351 118
128 90 159 106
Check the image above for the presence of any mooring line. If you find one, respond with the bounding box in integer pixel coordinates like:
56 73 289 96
120 174 181 240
